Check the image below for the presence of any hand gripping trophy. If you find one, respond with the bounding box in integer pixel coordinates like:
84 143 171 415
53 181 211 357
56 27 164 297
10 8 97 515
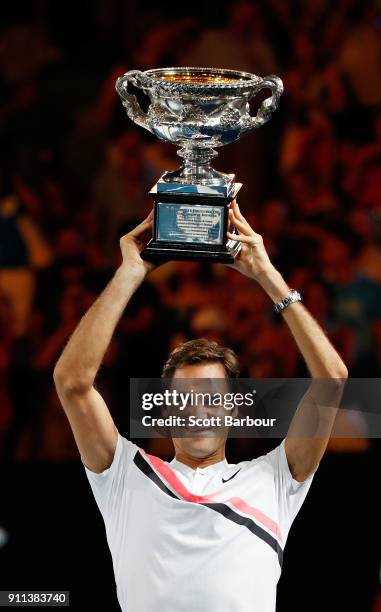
115 67 283 263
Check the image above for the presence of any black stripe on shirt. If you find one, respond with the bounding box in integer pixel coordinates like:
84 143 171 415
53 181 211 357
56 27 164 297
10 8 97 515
134 451 179 499
201 502 283 567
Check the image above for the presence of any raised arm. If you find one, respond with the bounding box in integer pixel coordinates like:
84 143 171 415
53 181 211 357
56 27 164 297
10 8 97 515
227 201 348 480
53 212 153 473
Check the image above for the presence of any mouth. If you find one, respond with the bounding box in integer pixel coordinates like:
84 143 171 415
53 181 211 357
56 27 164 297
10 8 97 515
183 426 214 436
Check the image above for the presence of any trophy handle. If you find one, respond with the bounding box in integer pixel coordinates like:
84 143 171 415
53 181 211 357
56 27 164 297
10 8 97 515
115 70 153 133
244 75 284 131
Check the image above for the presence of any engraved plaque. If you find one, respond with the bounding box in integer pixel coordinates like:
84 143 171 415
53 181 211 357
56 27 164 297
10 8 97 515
156 203 223 245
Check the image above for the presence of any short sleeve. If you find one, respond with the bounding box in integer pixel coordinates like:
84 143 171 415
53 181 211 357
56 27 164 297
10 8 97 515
264 439 315 539
84 432 138 518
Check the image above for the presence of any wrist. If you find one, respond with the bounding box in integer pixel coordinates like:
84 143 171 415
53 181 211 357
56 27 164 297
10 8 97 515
115 263 145 291
255 266 290 302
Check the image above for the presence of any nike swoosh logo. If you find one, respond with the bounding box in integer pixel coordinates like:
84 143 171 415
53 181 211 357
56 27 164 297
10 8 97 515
222 469 241 484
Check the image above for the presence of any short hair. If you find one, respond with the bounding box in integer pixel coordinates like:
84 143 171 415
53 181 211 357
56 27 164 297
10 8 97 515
162 338 240 378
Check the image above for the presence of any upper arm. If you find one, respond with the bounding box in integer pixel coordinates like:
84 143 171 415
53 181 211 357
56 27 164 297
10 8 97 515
284 378 345 481
55 384 118 473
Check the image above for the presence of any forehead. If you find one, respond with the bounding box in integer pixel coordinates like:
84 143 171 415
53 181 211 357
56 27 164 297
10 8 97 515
172 362 227 379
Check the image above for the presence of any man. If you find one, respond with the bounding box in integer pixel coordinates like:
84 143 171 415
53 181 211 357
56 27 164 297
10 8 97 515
54 201 347 611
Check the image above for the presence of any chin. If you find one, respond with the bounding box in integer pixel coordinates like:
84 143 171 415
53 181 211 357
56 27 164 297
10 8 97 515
178 436 224 458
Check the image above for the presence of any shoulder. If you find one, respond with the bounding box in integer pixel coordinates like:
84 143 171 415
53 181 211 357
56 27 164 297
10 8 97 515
237 441 296 482
85 433 139 482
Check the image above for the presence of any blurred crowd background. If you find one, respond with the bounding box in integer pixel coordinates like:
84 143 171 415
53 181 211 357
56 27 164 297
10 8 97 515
0 0 381 610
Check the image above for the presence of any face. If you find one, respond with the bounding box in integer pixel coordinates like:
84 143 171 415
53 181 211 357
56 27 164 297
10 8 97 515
168 362 233 460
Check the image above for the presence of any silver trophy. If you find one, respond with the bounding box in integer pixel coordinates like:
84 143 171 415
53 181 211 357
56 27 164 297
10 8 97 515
116 67 283 262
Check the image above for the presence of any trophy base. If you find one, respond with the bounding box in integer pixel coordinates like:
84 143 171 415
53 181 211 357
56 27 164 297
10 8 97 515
142 240 241 263
142 181 242 264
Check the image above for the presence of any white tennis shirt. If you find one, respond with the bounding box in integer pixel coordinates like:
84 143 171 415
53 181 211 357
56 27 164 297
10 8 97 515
85 433 315 612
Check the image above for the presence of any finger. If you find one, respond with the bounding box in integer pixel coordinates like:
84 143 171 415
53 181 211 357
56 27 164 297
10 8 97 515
228 211 257 238
229 213 255 236
138 209 154 229
233 199 246 221
226 231 257 245
229 200 242 225
127 217 153 238
144 209 154 222
228 209 235 231
136 225 154 246
232 200 255 232
229 201 248 225
128 208 154 232
229 205 261 238
136 227 153 242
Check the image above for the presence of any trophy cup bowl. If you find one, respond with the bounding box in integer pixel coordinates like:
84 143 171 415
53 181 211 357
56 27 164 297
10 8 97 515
115 67 283 262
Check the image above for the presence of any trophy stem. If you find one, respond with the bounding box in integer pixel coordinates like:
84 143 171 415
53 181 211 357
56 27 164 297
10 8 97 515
178 146 217 163
162 146 233 187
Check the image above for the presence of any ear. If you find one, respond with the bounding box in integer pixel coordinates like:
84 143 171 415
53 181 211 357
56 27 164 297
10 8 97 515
225 404 238 419
161 404 170 418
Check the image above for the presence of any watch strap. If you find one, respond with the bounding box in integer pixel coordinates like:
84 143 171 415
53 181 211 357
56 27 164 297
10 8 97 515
273 289 302 314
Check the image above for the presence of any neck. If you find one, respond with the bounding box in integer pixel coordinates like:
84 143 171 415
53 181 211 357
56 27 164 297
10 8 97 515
175 448 226 469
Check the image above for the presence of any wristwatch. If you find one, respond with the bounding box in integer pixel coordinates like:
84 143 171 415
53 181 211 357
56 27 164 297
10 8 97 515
273 289 302 314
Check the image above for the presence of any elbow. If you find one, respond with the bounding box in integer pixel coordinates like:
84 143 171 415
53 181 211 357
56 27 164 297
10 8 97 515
53 363 93 396
319 360 348 380
339 365 349 379
329 364 348 379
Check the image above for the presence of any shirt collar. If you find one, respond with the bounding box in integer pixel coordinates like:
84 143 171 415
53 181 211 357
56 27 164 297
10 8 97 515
169 456 229 476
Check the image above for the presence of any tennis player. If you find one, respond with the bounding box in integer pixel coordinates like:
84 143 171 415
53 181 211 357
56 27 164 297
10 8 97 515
54 201 347 611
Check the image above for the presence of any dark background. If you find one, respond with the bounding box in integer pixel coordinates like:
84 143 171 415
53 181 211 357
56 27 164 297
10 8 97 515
0 0 381 610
